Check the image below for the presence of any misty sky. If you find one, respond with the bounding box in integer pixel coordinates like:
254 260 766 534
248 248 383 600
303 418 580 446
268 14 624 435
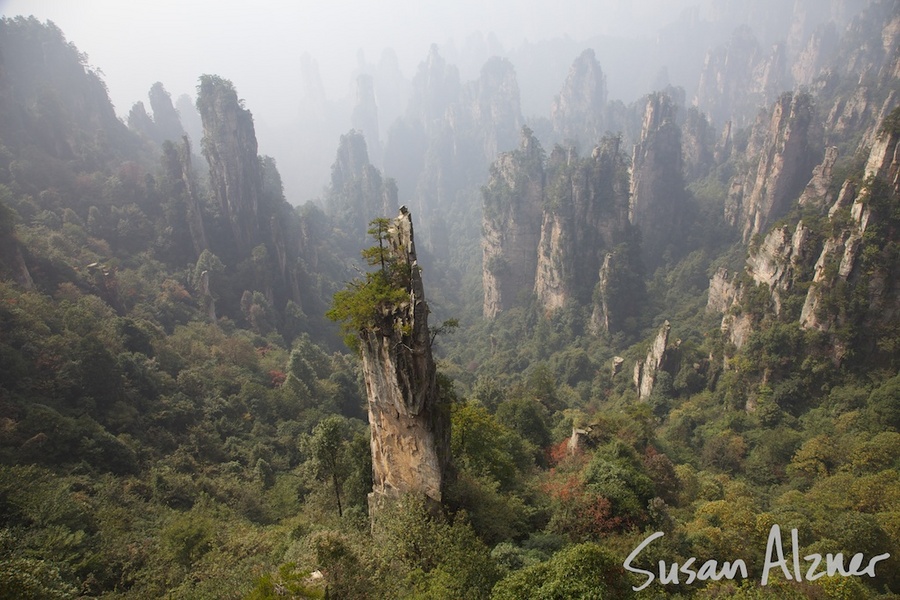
0 0 698 121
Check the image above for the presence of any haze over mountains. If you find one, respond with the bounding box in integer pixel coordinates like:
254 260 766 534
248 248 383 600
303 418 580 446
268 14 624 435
2 0 869 204
0 1 899 598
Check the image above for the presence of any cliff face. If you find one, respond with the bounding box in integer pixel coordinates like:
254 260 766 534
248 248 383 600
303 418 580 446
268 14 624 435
534 136 632 313
629 92 686 266
0 16 138 166
406 45 461 134
385 48 523 262
694 25 787 128
482 128 544 318
464 57 522 162
328 130 398 241
197 75 263 256
360 209 449 509
634 321 672 400
725 92 822 243
709 107 900 364
160 136 209 259
681 107 716 181
351 74 382 168
550 49 608 145
799 121 900 361
148 82 185 145
196 76 306 317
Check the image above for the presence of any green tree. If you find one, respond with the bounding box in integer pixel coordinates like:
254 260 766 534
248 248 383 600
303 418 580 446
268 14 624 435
491 543 633 600
326 217 411 349
302 415 352 517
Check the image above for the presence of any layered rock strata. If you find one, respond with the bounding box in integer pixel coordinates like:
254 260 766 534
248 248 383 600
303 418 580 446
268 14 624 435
360 209 450 511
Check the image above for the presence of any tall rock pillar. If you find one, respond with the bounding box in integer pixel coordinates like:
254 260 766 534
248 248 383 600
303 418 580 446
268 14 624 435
360 209 450 512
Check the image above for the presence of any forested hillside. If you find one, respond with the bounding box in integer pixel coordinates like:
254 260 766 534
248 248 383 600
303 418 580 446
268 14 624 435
0 5 899 599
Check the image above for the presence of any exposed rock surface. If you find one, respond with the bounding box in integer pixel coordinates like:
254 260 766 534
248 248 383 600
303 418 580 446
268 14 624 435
351 74 382 168
634 321 671 400
360 209 449 510
694 25 787 128
745 221 812 314
464 57 522 162
482 128 545 318
708 220 811 350
629 92 686 266
550 49 608 146
197 75 263 256
535 136 632 313
725 92 822 243
800 122 900 359
147 82 185 145
161 136 209 258
327 130 398 242
798 146 839 208
681 107 716 181
196 76 305 314
386 48 522 260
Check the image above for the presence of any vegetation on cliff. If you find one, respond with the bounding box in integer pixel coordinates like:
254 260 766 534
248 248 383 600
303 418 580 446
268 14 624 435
0 11 898 600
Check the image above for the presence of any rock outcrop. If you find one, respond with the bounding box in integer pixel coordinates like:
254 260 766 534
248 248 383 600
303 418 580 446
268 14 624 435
351 74 382 168
360 209 450 511
694 25 788 128
550 49 608 146
799 118 900 361
464 57 522 162
798 146 839 208
197 75 263 256
534 136 632 313
386 47 523 260
629 92 686 266
708 220 812 350
482 128 545 318
147 82 185 145
327 130 398 242
745 222 812 314
725 92 822 243
196 76 306 318
681 106 716 181
160 136 209 258
634 321 672 400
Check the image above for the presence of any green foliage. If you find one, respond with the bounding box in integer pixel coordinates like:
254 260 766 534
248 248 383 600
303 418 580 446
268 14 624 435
372 495 500 599
326 218 411 350
246 563 325 599
491 543 633 599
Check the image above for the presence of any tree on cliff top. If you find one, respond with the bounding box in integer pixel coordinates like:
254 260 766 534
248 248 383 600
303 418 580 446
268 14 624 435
326 217 411 350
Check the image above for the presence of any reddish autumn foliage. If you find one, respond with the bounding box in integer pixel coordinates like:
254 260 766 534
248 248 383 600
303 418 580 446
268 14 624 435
268 369 287 388
542 472 626 541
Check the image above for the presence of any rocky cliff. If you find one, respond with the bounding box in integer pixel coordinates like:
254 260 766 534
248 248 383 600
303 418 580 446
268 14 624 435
0 16 139 167
148 82 186 145
629 92 687 267
464 57 522 162
482 128 545 318
634 321 672 400
351 74 382 168
196 75 306 318
197 75 263 257
327 130 398 242
799 117 900 362
360 209 450 510
725 92 822 243
550 49 608 146
694 25 787 128
385 48 523 263
709 107 900 364
534 136 633 314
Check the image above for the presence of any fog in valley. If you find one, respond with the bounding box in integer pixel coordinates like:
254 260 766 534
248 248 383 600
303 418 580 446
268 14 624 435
2 0 861 204
1 1 899 597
